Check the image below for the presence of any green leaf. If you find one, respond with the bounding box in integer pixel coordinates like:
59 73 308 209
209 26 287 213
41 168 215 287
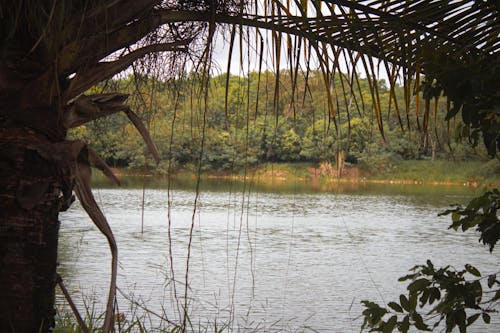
408 278 431 293
398 315 410 333
439 207 460 217
451 212 461 223
445 313 457 332
409 292 418 311
455 309 466 333
467 313 481 326
465 264 481 277
361 300 379 309
383 315 397 333
419 290 429 306
398 273 418 282
482 312 491 324
400 295 410 312
387 302 403 313
463 215 482 230
470 280 483 302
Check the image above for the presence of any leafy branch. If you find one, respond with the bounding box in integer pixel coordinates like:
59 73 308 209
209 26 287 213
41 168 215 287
441 189 500 252
361 189 500 333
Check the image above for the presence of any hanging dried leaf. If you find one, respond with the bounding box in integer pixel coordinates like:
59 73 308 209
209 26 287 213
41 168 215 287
124 108 161 164
73 147 118 333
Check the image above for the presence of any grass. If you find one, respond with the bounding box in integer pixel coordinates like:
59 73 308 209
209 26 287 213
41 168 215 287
54 293 315 333
54 309 215 333
54 308 308 333
372 159 500 184
96 159 499 190
252 162 315 179
225 160 500 186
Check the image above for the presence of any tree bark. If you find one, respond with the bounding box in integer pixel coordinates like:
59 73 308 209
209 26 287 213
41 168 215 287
0 127 62 332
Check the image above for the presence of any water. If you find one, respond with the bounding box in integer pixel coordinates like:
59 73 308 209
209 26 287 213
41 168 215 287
57 178 499 332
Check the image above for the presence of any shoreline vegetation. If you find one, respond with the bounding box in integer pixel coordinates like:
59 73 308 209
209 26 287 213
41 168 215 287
108 160 500 189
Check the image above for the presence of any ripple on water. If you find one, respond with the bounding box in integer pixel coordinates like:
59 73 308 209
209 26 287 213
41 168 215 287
58 187 499 332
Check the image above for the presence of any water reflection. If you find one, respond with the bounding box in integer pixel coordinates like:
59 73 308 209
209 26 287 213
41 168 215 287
58 177 498 332
92 172 485 197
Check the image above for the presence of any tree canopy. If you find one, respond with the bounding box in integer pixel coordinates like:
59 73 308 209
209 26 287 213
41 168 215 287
73 71 494 176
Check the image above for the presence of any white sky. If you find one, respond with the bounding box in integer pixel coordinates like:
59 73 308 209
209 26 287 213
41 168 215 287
210 27 391 84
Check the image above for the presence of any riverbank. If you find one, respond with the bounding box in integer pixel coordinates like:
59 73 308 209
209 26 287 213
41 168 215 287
109 159 500 188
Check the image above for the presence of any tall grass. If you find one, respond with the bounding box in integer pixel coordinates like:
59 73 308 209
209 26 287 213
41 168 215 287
54 309 212 333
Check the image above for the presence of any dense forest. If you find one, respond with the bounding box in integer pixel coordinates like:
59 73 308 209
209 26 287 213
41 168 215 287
70 70 493 176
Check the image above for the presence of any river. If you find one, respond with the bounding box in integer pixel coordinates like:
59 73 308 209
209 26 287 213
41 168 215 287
57 177 499 332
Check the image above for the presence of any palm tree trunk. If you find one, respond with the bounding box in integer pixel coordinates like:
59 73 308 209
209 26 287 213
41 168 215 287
0 127 62 332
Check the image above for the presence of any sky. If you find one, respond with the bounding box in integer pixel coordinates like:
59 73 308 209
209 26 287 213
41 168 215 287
210 27 392 84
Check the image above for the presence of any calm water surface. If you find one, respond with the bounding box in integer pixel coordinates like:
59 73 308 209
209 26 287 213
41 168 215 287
57 178 499 332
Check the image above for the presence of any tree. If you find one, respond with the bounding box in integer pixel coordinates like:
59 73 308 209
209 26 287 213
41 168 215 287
0 2 225 331
0 1 497 332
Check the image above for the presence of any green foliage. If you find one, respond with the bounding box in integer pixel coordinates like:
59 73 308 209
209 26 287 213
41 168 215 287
300 120 336 162
362 260 497 333
361 190 500 333
420 53 500 157
440 189 500 252
357 141 401 175
77 70 491 175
